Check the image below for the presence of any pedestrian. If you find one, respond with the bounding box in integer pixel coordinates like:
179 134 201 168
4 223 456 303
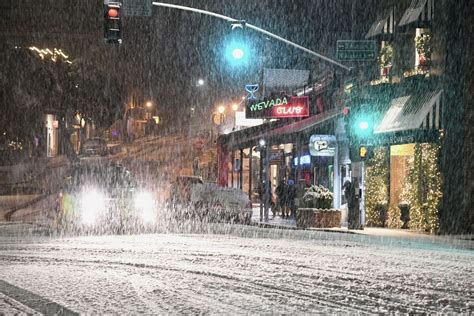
344 180 356 229
276 180 287 218
192 157 200 176
34 133 42 158
286 179 297 219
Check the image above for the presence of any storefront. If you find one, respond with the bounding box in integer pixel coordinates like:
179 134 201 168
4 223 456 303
360 88 443 231
217 107 346 208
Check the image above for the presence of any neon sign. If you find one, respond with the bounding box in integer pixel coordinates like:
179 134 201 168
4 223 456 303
245 84 259 100
246 96 309 119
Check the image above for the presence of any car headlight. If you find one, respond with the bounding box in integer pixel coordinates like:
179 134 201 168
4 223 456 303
80 189 106 225
134 191 155 223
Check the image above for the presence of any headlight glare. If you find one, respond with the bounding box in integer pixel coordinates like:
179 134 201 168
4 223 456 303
134 191 155 223
80 189 106 225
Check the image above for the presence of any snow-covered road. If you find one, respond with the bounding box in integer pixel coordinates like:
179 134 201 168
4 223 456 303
0 223 472 314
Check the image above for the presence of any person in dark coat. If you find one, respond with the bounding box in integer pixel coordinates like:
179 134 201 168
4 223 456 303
286 179 297 219
344 180 356 229
276 180 287 218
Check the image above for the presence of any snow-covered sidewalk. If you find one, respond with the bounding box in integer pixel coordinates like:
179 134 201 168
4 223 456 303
251 204 473 250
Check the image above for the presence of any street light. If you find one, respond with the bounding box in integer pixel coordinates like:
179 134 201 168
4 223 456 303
197 78 205 86
146 101 153 108
231 103 239 112
217 105 225 114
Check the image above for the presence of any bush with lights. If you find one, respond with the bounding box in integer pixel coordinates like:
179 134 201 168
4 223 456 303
364 147 389 227
399 143 442 232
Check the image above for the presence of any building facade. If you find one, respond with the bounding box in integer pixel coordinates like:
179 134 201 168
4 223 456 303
217 0 473 234
352 0 473 233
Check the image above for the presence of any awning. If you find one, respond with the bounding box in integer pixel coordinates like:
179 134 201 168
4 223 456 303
365 8 392 39
374 90 442 134
220 108 342 150
399 0 427 26
261 108 341 139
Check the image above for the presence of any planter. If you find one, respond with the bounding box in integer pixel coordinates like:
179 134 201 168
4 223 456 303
296 208 341 229
302 199 332 209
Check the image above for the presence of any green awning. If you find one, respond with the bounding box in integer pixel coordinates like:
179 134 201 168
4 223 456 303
374 90 442 134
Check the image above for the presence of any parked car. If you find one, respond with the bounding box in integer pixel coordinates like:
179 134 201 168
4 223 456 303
80 137 108 156
168 175 252 224
55 163 157 234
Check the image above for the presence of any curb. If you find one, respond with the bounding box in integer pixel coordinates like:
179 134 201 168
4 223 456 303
250 220 358 234
4 194 51 221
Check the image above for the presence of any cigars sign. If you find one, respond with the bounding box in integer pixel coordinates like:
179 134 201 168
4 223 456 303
246 95 309 119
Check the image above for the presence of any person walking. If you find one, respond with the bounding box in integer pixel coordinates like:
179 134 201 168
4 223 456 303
276 180 287 218
286 179 297 219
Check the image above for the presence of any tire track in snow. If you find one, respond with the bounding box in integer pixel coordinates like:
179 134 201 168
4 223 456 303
0 235 472 314
1 244 471 313
0 254 393 313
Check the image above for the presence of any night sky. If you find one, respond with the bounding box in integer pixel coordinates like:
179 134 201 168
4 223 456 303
0 0 375 129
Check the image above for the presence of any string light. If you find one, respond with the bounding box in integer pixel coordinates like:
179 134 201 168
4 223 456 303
364 148 389 227
364 143 442 232
28 46 72 64
398 143 441 232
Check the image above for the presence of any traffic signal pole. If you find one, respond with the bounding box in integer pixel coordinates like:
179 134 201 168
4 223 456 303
151 2 352 72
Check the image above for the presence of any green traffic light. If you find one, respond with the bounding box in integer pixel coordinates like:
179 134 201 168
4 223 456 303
231 48 245 59
359 121 369 130
353 115 373 137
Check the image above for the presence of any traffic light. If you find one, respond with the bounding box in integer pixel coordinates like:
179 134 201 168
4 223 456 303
104 1 122 44
224 21 251 66
359 145 369 159
353 114 374 138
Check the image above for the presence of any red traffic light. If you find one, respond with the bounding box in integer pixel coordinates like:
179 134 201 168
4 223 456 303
107 8 119 18
343 106 350 116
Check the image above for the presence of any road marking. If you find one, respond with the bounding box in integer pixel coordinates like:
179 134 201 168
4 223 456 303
0 279 79 315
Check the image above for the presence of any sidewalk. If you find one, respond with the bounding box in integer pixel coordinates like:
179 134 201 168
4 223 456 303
0 155 69 186
251 204 473 249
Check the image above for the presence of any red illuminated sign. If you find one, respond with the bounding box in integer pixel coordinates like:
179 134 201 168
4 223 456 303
271 97 309 118
246 96 310 119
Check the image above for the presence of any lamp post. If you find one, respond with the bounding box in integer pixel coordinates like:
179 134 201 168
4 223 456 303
145 101 153 119
217 105 226 125
258 138 270 222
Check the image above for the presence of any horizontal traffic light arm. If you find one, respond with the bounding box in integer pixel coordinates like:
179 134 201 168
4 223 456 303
151 2 352 72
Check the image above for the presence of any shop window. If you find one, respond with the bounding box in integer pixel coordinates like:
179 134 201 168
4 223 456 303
414 28 432 68
379 41 394 78
402 28 432 78
371 41 394 86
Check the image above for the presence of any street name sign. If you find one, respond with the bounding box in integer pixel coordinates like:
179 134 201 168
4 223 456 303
122 0 152 16
337 40 376 61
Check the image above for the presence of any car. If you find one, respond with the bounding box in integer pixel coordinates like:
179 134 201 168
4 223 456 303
80 137 108 157
54 163 157 234
168 175 252 224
